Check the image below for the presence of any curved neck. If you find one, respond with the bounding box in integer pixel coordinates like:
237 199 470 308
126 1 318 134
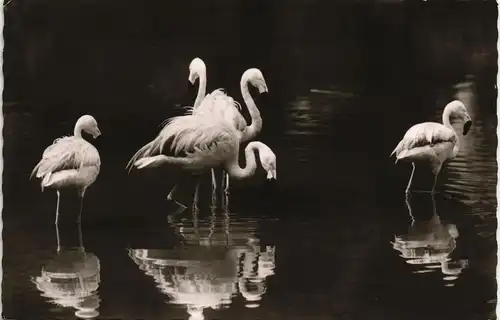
240 78 262 143
193 70 207 111
442 106 453 130
442 106 460 155
74 121 83 138
225 142 265 180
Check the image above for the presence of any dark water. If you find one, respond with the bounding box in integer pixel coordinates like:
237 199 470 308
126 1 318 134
2 1 498 320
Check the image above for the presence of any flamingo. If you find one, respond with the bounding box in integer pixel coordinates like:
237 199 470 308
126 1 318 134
31 115 102 224
390 100 472 195
126 99 277 210
187 57 268 195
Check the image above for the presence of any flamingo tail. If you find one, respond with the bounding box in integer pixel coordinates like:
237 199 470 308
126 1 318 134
126 140 158 172
133 155 193 170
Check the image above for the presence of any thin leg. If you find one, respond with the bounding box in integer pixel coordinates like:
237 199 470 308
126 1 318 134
211 169 217 191
224 171 230 196
405 163 416 195
222 192 229 213
55 221 61 252
77 196 84 224
193 178 200 211
55 191 61 225
167 183 179 201
211 169 217 204
431 173 438 195
167 183 188 211
77 222 84 250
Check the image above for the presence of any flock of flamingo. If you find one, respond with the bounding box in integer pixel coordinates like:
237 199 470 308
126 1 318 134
30 57 473 225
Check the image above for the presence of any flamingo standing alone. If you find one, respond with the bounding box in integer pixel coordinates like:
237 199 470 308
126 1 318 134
390 100 472 195
127 97 277 210
31 115 102 224
187 57 268 195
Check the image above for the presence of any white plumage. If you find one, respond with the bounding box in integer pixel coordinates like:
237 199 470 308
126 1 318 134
31 115 102 224
127 112 276 210
391 100 472 194
187 57 268 195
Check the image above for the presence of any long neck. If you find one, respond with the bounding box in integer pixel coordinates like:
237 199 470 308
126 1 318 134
441 106 460 155
225 142 263 180
442 106 454 130
240 78 262 143
73 121 83 138
193 70 207 111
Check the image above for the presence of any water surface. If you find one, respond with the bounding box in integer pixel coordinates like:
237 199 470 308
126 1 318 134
2 2 497 319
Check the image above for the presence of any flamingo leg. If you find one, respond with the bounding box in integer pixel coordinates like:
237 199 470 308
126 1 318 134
77 195 84 224
222 191 229 213
405 163 416 195
55 191 61 225
224 171 230 196
77 222 84 249
193 178 201 211
167 183 188 212
167 184 179 201
211 169 217 204
55 219 61 252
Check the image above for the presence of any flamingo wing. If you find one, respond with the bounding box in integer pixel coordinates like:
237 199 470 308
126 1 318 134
193 89 247 131
32 136 100 179
391 122 457 161
128 114 239 170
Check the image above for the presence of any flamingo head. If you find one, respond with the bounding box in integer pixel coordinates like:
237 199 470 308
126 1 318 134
78 115 101 139
188 57 206 85
243 68 268 94
446 100 472 135
259 148 277 181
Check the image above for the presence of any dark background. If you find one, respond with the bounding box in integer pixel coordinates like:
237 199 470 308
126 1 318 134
2 1 498 319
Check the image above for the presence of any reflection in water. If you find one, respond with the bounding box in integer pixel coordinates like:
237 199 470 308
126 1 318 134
129 199 276 319
392 194 468 287
32 224 101 319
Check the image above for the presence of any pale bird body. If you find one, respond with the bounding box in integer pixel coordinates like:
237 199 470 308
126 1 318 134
391 100 472 194
127 111 276 209
31 115 102 224
187 57 268 195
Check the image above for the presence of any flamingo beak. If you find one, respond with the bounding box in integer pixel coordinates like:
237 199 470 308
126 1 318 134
259 83 269 94
463 119 472 135
188 72 196 85
93 128 101 139
266 169 277 180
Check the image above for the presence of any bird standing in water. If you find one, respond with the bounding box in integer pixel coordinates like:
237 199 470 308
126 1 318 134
186 57 268 195
127 105 277 210
31 115 102 224
391 100 472 195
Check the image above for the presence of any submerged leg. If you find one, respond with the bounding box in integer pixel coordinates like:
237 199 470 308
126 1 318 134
405 163 416 195
55 191 61 225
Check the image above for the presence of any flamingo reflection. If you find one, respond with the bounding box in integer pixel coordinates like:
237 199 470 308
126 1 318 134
392 194 468 286
32 223 101 319
128 195 276 319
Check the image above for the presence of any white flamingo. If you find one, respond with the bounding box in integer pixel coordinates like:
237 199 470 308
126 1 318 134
390 100 472 195
31 115 102 224
187 57 268 195
127 102 277 210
